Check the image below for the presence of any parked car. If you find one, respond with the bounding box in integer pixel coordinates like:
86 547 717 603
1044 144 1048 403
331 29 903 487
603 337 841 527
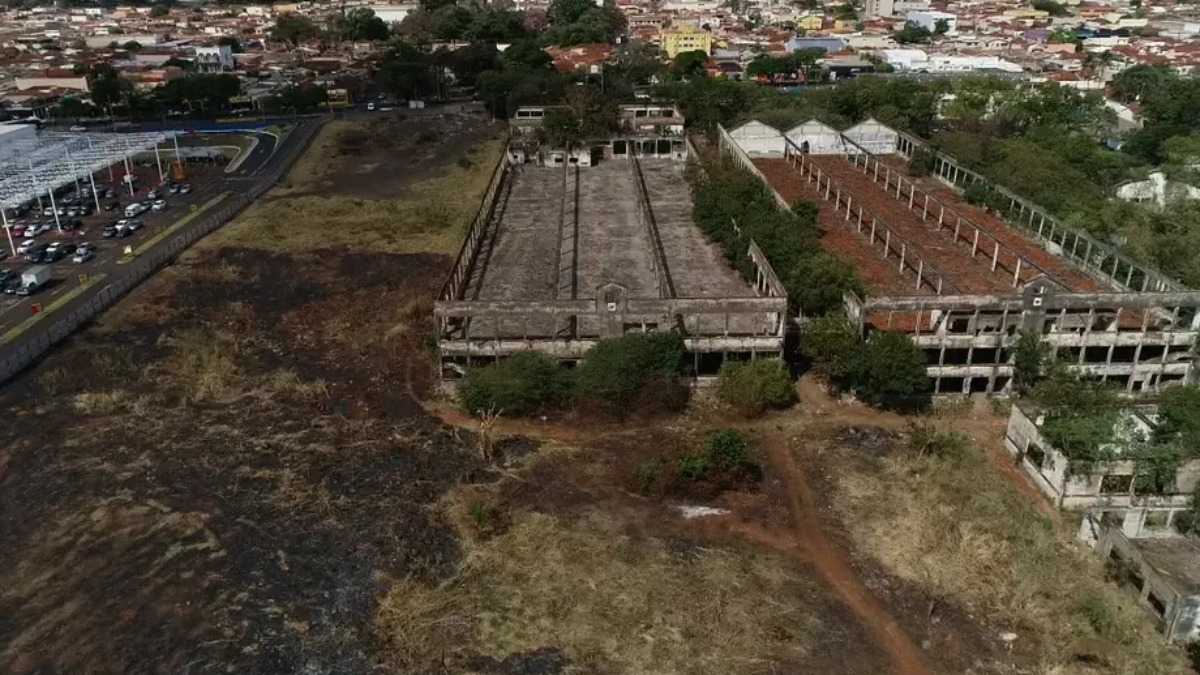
0 249 7 261
103 200 120 212
151 199 167 212
0 269 15 284
16 239 37 254
102 223 119 238
168 184 180 194
69 124 87 132
180 184 192 194
72 248 95 264
116 218 142 232
2 277 21 294
24 242 48 261
46 242 76 256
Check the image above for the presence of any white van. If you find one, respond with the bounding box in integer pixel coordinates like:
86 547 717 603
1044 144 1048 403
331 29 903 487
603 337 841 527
124 203 144 218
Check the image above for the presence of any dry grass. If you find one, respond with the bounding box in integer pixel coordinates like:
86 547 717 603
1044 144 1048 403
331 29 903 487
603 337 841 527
376 507 824 674
202 136 504 256
275 121 364 195
156 329 242 404
830 423 1184 675
71 390 128 415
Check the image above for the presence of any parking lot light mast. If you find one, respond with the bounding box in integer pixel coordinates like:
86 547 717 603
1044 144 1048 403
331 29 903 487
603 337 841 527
154 144 164 183
30 159 62 232
85 138 102 212
2 208 14 257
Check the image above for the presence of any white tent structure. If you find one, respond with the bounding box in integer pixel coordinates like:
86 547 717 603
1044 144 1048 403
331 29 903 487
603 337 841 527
727 120 785 157
784 119 847 155
0 126 181 255
843 117 899 155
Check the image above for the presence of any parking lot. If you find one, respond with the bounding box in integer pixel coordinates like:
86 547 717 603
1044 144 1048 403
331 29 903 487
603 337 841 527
0 159 228 335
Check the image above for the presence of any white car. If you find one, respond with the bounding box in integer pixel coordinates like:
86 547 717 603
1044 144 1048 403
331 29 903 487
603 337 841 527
151 199 167 212
70 125 87 132
72 248 94 264
179 184 192 194
16 238 37 254
115 218 142 232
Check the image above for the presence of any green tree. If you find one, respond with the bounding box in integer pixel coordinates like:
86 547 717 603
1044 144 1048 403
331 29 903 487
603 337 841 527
271 14 320 46
122 40 143 52
848 331 929 406
1013 329 1050 393
502 40 552 69
1032 371 1125 470
149 4 169 17
459 352 573 417
933 18 950 35
833 2 858 20
672 49 709 78
786 251 863 316
575 332 687 416
800 313 861 379
86 64 131 110
336 8 390 41
893 21 932 44
1032 0 1072 17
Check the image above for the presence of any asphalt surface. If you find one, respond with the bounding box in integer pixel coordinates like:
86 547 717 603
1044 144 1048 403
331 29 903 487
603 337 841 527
0 121 316 370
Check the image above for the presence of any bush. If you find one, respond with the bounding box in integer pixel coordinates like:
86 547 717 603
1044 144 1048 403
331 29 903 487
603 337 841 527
459 351 572 417
963 181 992 206
786 251 864 316
717 359 795 417
704 429 747 471
790 199 819 223
906 422 968 459
676 454 711 481
576 332 687 416
800 313 861 379
848 331 929 406
636 457 666 491
908 149 936 176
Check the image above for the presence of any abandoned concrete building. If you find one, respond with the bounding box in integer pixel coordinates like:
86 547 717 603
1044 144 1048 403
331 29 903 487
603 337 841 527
723 117 1200 395
1004 401 1200 515
1094 527 1200 643
434 108 787 378
507 104 689 167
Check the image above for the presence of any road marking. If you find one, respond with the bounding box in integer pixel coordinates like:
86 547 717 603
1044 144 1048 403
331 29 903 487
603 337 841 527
121 192 231 262
1 273 106 344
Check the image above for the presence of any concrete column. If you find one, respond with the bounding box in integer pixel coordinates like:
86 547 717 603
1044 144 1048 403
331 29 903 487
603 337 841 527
922 194 929 220
899 244 906 271
154 145 165 182
916 260 924 290
123 155 134 195
971 229 980 256
992 242 1000 271
1013 258 1022 287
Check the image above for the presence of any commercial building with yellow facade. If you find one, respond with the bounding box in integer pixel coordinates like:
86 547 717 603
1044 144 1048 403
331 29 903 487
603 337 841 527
661 26 713 58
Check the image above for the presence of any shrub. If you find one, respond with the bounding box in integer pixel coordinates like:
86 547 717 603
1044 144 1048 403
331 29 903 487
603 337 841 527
786 251 864 316
717 359 795 417
963 181 992 206
908 149 936 176
459 351 572 417
906 422 968 459
790 200 819 223
576 332 687 416
676 454 711 481
800 313 862 379
704 429 747 471
847 331 929 406
636 457 666 491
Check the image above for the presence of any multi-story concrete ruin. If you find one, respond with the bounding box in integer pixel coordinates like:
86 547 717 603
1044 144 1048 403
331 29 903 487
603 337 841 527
723 117 1200 395
434 108 787 378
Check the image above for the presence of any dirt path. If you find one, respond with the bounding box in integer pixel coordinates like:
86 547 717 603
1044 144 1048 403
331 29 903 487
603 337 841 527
427 391 936 674
760 433 936 675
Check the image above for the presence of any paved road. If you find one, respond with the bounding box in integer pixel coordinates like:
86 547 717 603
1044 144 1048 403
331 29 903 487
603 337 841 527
230 131 279 177
0 120 318 371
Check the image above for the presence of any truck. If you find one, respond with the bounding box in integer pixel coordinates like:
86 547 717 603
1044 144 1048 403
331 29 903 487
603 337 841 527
16 265 51 296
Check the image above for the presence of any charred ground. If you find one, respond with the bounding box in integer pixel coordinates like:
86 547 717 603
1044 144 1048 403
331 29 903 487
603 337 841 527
0 111 1184 675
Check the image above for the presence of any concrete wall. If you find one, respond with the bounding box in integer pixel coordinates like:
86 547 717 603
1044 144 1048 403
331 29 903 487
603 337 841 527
728 120 786 157
784 120 848 155
844 118 899 155
1096 526 1200 643
1004 402 1200 511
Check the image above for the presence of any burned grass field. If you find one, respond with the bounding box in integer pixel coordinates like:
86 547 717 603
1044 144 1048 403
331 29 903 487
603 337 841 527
0 111 1185 675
